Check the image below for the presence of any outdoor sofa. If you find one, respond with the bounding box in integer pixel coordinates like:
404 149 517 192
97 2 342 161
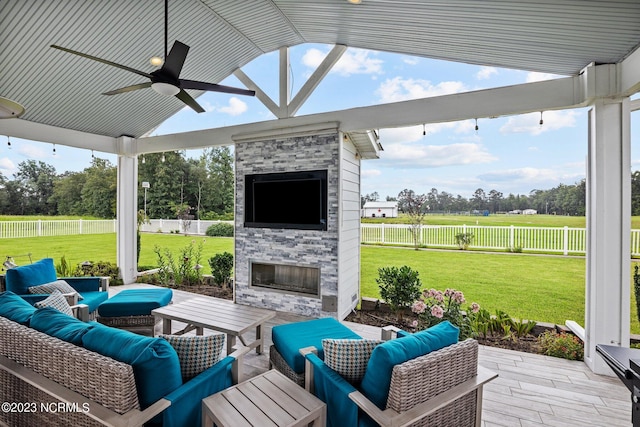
0 290 246 427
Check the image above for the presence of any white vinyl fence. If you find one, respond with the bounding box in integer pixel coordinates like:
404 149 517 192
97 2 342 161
3 219 640 256
362 223 640 256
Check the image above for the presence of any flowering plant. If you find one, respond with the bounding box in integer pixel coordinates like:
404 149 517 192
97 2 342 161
411 288 480 339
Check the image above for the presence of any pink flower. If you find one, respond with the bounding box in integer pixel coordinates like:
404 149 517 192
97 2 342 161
444 288 454 297
470 302 480 313
431 305 444 318
434 291 444 303
412 300 427 314
453 291 465 304
411 320 419 328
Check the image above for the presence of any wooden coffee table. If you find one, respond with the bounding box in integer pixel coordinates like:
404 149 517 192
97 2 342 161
202 369 326 427
152 297 275 355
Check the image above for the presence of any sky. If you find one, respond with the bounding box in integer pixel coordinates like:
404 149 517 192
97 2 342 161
1 43 639 201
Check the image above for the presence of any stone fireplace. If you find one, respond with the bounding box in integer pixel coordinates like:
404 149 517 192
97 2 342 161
233 123 362 319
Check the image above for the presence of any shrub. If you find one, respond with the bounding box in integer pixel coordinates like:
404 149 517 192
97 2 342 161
208 252 234 288
538 330 584 360
411 288 481 339
454 232 474 250
55 255 71 277
72 261 122 286
153 240 204 287
377 265 422 322
206 222 234 237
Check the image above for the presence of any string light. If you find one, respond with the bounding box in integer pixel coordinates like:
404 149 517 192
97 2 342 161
539 111 544 126
6 136 11 149
52 144 56 156
161 153 166 163
422 124 426 136
141 155 146 164
91 149 95 159
475 118 479 133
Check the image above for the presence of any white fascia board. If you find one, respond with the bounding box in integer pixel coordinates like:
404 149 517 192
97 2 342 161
0 119 117 153
619 45 640 97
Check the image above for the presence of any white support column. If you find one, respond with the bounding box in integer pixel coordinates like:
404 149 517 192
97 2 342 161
116 136 139 284
584 97 631 374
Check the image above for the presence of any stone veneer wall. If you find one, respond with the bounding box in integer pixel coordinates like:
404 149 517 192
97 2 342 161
234 130 340 317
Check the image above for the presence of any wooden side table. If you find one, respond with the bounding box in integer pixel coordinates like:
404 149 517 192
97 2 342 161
202 369 326 427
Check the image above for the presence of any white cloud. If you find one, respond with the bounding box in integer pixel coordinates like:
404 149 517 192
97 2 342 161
0 157 16 177
476 66 498 80
302 48 383 76
17 144 47 160
361 169 382 177
526 72 563 83
478 167 583 185
499 110 578 136
376 77 467 103
382 142 497 167
402 57 419 65
217 97 248 116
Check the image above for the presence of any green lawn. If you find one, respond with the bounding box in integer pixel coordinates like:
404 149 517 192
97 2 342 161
3 231 640 334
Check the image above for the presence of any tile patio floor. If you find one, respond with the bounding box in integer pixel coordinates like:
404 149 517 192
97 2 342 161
116 284 632 427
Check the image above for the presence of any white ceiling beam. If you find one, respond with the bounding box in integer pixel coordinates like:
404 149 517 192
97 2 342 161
620 45 640 97
139 73 586 155
0 118 117 153
233 69 281 118
279 47 290 113
288 44 347 117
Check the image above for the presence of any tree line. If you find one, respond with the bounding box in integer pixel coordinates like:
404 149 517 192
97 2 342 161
0 147 234 219
363 178 596 216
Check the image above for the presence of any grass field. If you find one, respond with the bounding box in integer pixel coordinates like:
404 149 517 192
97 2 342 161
3 231 639 334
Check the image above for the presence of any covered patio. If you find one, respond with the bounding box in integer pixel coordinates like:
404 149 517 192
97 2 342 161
1 0 640 378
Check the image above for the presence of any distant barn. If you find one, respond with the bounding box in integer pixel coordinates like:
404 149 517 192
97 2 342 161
362 201 398 218
522 209 538 215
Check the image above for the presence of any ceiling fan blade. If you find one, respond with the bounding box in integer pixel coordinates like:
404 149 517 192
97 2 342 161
176 89 205 113
103 82 152 96
161 41 189 80
51 45 152 79
179 79 256 96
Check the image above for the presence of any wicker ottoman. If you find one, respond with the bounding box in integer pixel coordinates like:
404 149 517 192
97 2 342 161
97 288 173 335
270 317 361 386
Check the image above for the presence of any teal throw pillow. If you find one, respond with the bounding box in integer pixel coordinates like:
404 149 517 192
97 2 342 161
30 307 94 345
0 291 37 325
359 321 459 409
82 324 182 408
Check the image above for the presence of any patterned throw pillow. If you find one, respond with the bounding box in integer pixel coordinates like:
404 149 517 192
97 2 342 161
34 289 74 316
322 338 383 385
28 279 83 301
160 334 225 381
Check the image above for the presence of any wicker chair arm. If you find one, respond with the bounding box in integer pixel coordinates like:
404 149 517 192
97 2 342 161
348 365 497 427
0 355 170 427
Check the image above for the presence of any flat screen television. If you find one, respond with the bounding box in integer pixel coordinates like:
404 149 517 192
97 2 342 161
244 170 328 230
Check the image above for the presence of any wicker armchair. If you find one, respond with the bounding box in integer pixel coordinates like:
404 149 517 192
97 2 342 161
302 335 497 427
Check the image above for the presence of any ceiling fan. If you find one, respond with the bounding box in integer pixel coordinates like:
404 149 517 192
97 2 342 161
50 0 255 113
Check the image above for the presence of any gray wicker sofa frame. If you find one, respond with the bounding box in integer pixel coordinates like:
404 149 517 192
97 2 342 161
0 316 244 427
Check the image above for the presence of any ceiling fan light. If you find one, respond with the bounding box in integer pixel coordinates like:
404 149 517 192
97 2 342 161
0 96 25 119
151 82 180 96
150 56 164 67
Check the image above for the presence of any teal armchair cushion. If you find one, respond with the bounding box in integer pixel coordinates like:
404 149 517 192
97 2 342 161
0 291 36 325
82 324 182 409
76 291 108 313
272 317 361 374
5 258 57 295
160 355 235 427
30 307 94 345
359 321 459 409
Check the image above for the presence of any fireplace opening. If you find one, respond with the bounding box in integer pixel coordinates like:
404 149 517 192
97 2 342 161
251 262 320 297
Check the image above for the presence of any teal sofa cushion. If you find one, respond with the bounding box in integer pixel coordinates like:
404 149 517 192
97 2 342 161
77 291 109 313
98 288 173 317
5 258 57 295
30 307 94 345
82 324 182 408
0 291 37 325
272 317 361 374
359 321 459 409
